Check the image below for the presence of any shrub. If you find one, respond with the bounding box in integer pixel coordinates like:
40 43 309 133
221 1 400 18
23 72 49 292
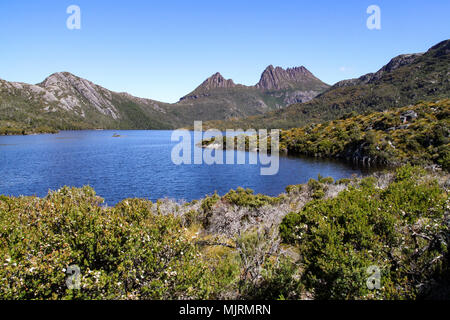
307 179 327 199
223 187 280 208
246 256 303 300
0 187 221 299
336 178 351 185
279 166 449 299
235 226 280 296
317 174 334 184
285 185 303 194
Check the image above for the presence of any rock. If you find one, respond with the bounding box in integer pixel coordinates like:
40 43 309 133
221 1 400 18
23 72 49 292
179 93 210 101
205 143 222 150
179 73 237 100
38 72 120 119
256 65 323 91
196 72 236 91
282 90 321 104
400 110 418 123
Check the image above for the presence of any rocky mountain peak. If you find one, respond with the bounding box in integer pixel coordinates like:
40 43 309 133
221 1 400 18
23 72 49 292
39 71 79 87
36 72 120 119
255 65 321 91
197 72 236 91
380 53 424 73
427 39 450 57
179 72 237 101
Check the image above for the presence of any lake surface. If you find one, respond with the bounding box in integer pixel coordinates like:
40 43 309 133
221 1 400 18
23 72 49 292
0 130 374 205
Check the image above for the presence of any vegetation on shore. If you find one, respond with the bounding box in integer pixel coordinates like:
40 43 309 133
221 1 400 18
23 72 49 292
0 122 59 136
1 165 448 300
281 99 449 169
202 99 450 171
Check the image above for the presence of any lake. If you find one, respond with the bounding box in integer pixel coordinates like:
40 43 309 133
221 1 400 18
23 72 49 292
0 130 374 205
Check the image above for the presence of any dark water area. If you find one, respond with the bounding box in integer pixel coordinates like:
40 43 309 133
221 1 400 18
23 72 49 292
0 130 378 205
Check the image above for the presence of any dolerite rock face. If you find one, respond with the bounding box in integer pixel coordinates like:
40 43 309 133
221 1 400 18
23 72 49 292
255 65 321 91
38 72 120 119
197 72 236 90
179 66 329 104
283 90 321 105
180 72 237 102
0 71 177 128
179 72 237 101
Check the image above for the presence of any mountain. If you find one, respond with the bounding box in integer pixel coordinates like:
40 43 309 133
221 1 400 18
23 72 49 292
256 65 321 90
203 39 450 130
0 72 182 133
174 66 330 122
187 72 237 93
255 65 330 104
333 53 424 88
0 66 329 134
2 39 448 134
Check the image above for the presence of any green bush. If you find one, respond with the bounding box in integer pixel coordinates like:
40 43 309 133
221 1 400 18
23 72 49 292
200 192 220 228
0 187 222 299
244 256 303 300
307 179 327 199
223 187 280 208
317 174 334 184
280 166 448 299
285 185 303 194
336 178 352 185
200 192 220 213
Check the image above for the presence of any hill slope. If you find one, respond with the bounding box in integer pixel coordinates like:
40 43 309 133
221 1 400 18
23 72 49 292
0 72 180 133
0 66 329 134
202 99 449 170
280 99 449 169
204 39 450 130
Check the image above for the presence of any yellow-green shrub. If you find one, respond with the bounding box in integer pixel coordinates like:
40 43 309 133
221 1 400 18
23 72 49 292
0 187 221 300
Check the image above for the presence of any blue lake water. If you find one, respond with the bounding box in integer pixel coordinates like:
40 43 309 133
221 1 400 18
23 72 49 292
0 130 373 205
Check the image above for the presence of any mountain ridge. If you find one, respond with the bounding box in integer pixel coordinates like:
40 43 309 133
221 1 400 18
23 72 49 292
0 64 329 133
202 39 450 130
1 39 448 134
256 65 323 91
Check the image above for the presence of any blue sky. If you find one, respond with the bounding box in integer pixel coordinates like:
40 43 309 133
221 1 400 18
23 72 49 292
0 0 448 103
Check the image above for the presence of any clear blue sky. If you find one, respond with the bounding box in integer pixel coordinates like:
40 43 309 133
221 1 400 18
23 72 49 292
0 0 448 103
